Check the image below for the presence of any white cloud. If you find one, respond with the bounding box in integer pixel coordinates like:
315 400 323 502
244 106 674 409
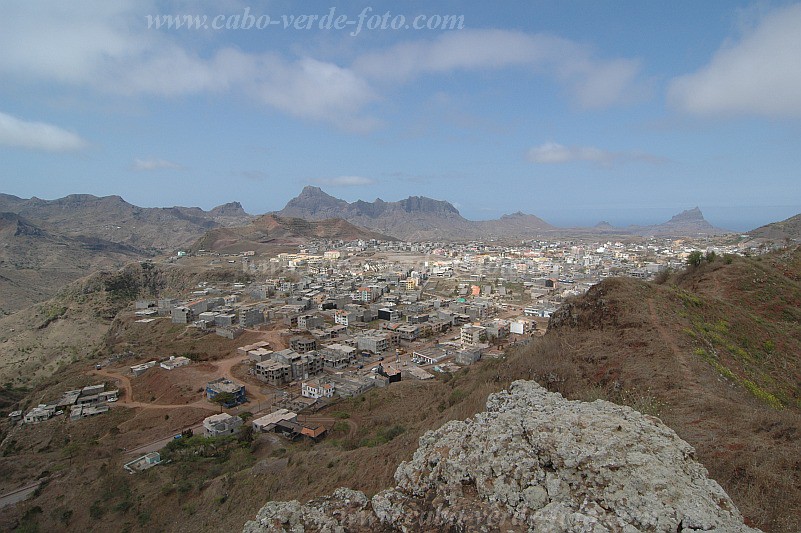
132 158 184 171
353 29 643 108
247 56 379 132
312 176 375 187
526 142 665 166
0 111 88 152
668 3 801 118
0 4 642 130
0 1 378 131
526 142 611 165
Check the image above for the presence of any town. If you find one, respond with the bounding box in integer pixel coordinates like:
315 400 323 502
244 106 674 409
10 232 752 471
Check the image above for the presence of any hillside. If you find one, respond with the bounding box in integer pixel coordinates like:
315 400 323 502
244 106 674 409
542 248 801 531
191 213 395 254
0 193 252 252
749 212 801 242
0 261 252 387
0 212 144 314
0 194 252 312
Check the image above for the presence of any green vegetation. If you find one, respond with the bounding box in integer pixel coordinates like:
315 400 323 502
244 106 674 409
359 425 406 447
687 250 704 267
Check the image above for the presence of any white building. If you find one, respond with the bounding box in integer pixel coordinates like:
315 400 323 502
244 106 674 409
334 310 350 327
203 413 244 438
461 324 487 346
301 379 335 400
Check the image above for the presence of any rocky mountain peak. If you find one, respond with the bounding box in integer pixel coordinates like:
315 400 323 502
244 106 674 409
244 380 757 532
668 207 706 224
210 201 248 217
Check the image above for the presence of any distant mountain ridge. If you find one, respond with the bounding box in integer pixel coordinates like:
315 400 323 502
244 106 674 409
0 193 253 313
277 186 554 241
277 186 727 240
0 211 143 314
0 193 252 251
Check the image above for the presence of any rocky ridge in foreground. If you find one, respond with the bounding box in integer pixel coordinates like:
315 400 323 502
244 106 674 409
244 381 758 532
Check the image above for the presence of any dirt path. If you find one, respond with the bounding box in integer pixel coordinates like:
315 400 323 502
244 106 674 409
92 367 134 401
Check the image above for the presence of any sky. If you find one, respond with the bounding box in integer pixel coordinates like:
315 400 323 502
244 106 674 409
1 1 800 231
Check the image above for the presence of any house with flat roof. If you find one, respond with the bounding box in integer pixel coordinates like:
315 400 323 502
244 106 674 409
124 452 162 474
412 347 450 365
206 378 246 406
320 343 357 369
252 409 297 432
160 355 191 370
255 359 291 385
203 413 244 437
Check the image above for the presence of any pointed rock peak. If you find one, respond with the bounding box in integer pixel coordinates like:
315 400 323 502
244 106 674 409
210 201 247 216
595 220 614 228
667 207 706 223
300 185 331 197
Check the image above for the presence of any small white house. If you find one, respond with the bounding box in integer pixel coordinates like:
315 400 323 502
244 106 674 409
301 380 335 400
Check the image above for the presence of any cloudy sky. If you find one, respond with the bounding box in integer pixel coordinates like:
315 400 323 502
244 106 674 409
1 0 800 230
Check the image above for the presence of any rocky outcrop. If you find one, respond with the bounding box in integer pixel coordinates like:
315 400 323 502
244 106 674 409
244 381 759 533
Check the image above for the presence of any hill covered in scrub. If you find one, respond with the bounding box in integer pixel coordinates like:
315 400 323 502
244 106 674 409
540 247 801 531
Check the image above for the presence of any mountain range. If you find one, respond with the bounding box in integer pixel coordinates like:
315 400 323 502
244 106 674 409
276 186 727 240
0 193 251 253
0 194 251 313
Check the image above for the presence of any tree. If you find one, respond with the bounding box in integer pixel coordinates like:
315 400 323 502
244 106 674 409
687 251 703 268
705 250 717 263
211 392 235 412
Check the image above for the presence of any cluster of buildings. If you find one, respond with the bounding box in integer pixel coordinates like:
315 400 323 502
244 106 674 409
9 383 118 425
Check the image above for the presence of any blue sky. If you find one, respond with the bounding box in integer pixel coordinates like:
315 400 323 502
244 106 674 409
1 1 800 231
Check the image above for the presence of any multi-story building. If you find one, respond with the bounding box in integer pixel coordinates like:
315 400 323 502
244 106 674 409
461 324 487 346
272 349 323 381
334 310 350 327
240 307 264 327
171 306 192 324
255 359 291 386
290 336 318 354
320 344 358 368
297 314 324 330
357 333 390 354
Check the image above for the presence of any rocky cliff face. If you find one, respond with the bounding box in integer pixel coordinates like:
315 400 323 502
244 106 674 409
244 381 758 532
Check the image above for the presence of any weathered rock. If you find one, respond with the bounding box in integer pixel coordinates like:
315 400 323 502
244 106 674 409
244 381 760 532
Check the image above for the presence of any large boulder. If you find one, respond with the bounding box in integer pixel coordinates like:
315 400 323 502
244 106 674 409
244 381 759 532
